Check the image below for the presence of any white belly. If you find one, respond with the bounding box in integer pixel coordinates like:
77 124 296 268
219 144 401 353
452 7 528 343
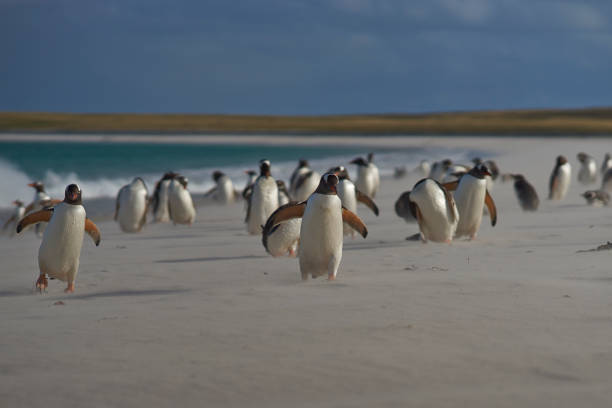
169 182 196 225
118 186 148 233
355 166 377 198
265 218 301 257
578 160 597 185
247 177 278 235
38 204 86 283
154 180 171 222
410 179 458 243
551 164 571 200
337 180 357 236
216 178 235 204
293 172 320 202
454 175 486 238
299 194 343 279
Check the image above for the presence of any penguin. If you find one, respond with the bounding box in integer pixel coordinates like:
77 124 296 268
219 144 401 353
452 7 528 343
289 159 310 193
510 174 540 211
408 178 459 243
581 190 610 207
115 177 149 233
549 155 571 200
601 153 612 175
601 168 612 192
441 164 470 183
350 154 380 198
329 165 379 237
292 169 321 202
262 173 367 280
151 172 177 223
415 160 431 178
205 171 238 204
261 181 302 258
393 166 407 179
429 159 453 182
16 184 101 293
577 153 597 185
168 175 196 225
2 200 25 237
246 160 278 235
242 170 257 199
443 164 497 240
24 182 61 236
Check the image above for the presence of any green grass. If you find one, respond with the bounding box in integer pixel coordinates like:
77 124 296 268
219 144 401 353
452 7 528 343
1 108 612 135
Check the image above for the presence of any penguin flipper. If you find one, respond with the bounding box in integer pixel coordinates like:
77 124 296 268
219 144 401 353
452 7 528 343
16 208 53 233
262 202 306 234
2 215 16 230
341 208 368 238
356 189 379 216
85 218 101 246
203 186 217 198
485 190 497 226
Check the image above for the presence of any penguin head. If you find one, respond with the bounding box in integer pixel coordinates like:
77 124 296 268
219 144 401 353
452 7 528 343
64 184 82 205
582 190 596 200
176 176 188 189
472 157 483 166
350 157 368 167
28 181 45 192
162 172 178 181
511 174 526 182
367 153 374 163
556 155 568 166
276 180 289 195
315 173 339 195
329 165 349 180
13 200 23 207
298 159 309 168
132 177 146 188
259 160 271 177
212 171 224 182
245 170 256 176
470 164 492 179
577 152 590 163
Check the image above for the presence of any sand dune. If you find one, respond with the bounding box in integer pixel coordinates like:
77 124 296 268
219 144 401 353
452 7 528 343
1 136 612 407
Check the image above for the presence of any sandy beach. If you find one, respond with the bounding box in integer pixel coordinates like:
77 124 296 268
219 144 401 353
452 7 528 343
1 135 612 407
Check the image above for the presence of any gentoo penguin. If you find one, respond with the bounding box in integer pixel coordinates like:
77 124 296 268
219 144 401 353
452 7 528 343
415 160 431 178
263 173 367 280
549 155 571 200
510 174 539 211
408 179 459 243
443 164 497 240
262 180 301 258
289 159 310 194
115 177 149 233
350 154 380 198
329 165 379 237
577 153 597 185
441 164 470 183
601 153 612 175
242 170 257 199
16 184 101 293
581 190 610 207
2 200 26 237
205 171 237 204
151 172 177 223
601 168 612 192
246 160 278 235
429 159 453 182
24 181 60 236
292 169 321 202
168 175 196 225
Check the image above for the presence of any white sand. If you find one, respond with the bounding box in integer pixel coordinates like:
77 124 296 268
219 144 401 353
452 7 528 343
1 136 612 407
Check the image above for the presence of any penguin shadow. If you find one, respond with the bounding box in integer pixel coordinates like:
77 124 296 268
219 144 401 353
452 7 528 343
343 241 407 252
0 289 33 298
124 234 201 241
155 254 268 264
61 288 191 300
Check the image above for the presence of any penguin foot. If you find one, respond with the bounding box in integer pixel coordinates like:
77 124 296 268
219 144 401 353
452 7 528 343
444 239 452 244
64 283 75 293
288 248 297 258
327 274 336 281
36 275 48 293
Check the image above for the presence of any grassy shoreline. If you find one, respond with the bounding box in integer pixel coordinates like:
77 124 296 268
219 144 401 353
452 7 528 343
1 108 612 135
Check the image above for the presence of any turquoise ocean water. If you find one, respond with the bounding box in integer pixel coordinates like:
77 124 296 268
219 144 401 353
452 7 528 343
0 140 489 208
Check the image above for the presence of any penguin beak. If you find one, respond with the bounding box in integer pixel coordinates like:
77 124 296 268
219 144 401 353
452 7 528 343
68 190 78 201
28 182 36 187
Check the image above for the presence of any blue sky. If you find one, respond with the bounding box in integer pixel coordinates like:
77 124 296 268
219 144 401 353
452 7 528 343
1 0 611 114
